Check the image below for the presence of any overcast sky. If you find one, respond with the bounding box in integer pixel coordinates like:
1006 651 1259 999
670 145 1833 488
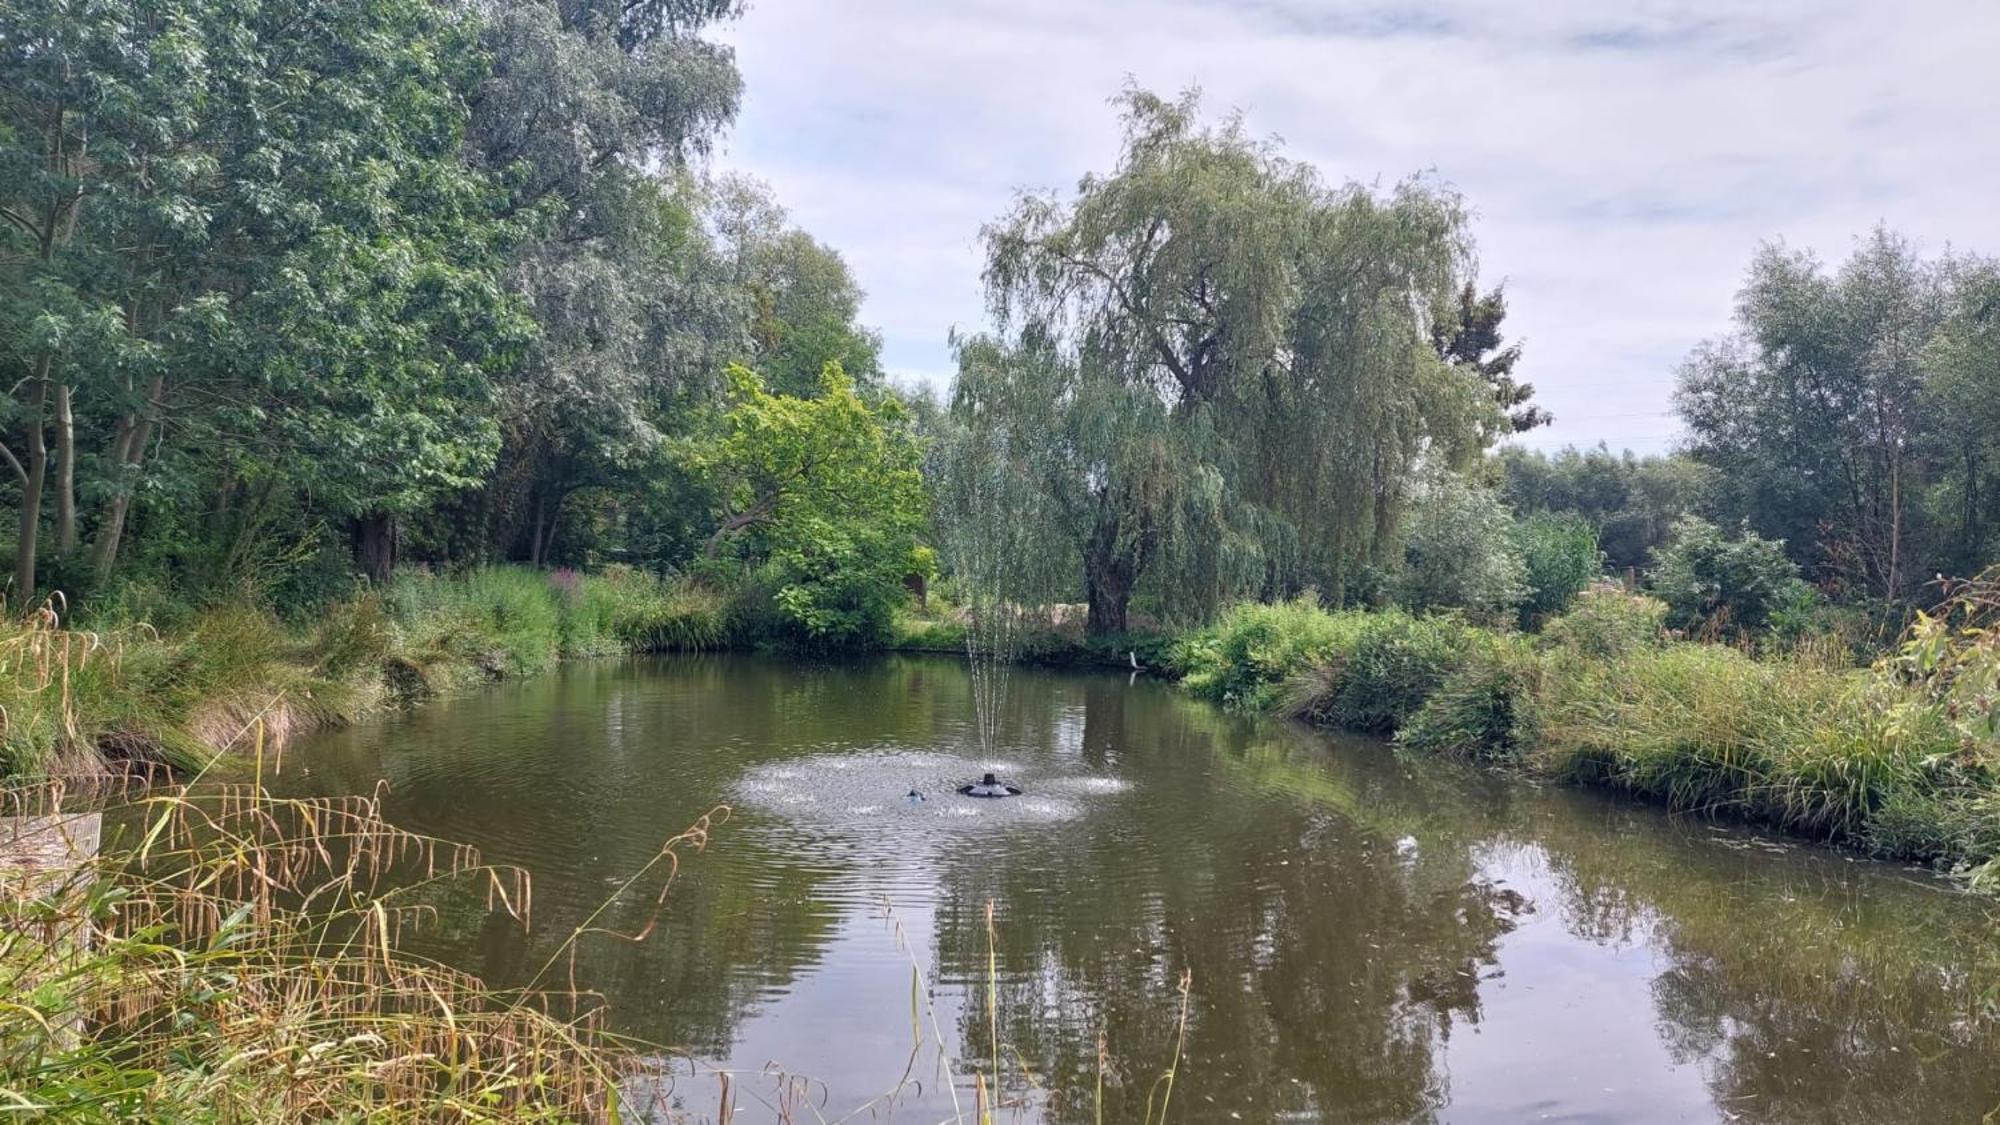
713 1 2000 454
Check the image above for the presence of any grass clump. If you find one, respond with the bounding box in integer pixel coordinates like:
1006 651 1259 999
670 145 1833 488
1398 632 1539 762
4 565 740 783
0 605 364 781
1533 644 1885 836
553 567 725 656
1176 597 1471 733
1537 583 1666 659
0 777 719 1120
386 565 566 686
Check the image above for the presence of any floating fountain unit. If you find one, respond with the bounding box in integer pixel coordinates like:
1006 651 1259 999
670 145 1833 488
958 772 1022 799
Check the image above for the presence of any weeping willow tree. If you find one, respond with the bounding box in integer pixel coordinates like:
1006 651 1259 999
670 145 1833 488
974 87 1498 631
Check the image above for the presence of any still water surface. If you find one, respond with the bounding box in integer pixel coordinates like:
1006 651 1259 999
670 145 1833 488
283 654 2000 1122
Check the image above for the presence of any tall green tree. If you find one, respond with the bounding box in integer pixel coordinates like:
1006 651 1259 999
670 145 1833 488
971 88 1492 631
686 361 925 646
712 178 882 396
1 0 526 594
456 0 746 569
1921 265 2000 577
0 0 210 596
1433 281 1549 437
1497 446 1718 572
1676 229 1953 599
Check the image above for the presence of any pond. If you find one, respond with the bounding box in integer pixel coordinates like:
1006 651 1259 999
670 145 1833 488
277 654 2000 1122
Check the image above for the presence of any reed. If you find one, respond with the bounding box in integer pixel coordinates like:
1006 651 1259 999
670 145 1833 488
0 773 727 1120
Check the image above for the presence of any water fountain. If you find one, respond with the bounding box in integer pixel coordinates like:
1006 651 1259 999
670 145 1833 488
934 416 1064 781
958 772 1021 798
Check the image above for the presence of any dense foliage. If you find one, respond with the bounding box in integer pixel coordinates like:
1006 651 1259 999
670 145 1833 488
687 362 926 648
1648 516 1815 638
958 89 1497 632
3 0 1998 884
0 0 886 622
1677 231 2000 600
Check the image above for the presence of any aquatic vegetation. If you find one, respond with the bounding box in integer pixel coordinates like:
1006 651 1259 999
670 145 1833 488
1397 632 1539 762
1174 595 1373 712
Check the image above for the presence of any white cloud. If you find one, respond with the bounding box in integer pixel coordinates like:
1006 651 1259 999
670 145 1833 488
714 0 2000 452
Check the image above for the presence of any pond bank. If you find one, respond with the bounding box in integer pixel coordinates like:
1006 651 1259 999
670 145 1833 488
1173 588 2000 887
0 566 726 780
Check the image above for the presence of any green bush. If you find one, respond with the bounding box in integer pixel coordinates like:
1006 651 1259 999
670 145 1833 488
1540 584 1667 659
771 551 905 649
1394 472 1527 621
1175 596 1369 711
1297 612 1471 734
1398 633 1538 762
1512 512 1601 628
1649 516 1815 637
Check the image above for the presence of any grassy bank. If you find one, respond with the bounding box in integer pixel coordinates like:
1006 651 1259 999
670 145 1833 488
1173 585 2000 886
0 566 726 781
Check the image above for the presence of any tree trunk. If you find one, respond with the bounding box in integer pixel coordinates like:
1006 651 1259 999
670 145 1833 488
53 384 76 557
352 511 397 584
1886 451 1902 599
527 490 548 567
528 488 568 568
89 375 166 582
1083 519 1135 636
12 377 49 603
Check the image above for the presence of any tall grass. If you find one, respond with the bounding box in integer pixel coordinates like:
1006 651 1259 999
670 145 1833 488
0 775 729 1119
0 604 363 781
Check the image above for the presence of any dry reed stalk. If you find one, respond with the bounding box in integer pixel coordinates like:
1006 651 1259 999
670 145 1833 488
1 777 725 1121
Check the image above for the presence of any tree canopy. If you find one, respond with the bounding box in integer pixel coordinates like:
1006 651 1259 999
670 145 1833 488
959 88 1504 631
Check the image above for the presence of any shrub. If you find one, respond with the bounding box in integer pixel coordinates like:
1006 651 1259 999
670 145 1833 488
1175 595 1368 711
771 549 906 649
1649 516 1815 637
1295 611 1471 734
1540 584 1668 659
1512 512 1601 628
1394 471 1527 622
